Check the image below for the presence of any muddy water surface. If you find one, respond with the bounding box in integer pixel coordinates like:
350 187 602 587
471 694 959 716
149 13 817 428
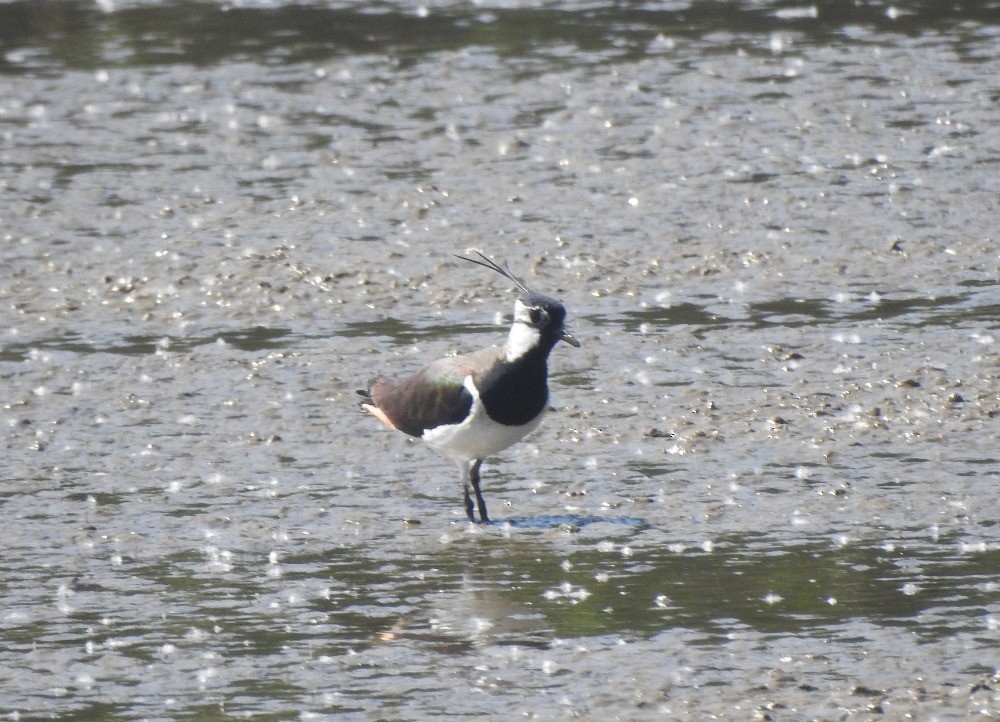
2 0 1000 719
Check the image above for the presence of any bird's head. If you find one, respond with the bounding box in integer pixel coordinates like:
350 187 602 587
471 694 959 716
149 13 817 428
454 251 581 357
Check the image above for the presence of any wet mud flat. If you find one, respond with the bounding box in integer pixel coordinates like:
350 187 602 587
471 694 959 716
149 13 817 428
2 0 1000 719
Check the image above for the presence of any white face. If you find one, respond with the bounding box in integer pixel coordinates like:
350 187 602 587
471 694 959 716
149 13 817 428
506 299 543 361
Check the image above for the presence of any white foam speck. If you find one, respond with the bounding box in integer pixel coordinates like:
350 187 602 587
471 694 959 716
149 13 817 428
55 583 75 614
196 667 217 689
832 332 861 344
774 5 818 19
649 34 676 51
267 551 282 578
542 582 591 603
960 540 988 553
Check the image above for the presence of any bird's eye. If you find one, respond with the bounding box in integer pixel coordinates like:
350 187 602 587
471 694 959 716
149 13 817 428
529 308 548 325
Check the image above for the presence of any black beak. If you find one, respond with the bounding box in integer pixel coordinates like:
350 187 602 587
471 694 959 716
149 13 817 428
560 329 581 347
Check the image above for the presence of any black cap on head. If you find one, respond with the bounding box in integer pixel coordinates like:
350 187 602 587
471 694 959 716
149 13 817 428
456 251 580 348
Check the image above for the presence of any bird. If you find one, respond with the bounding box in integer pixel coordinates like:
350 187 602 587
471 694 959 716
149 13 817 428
358 251 580 523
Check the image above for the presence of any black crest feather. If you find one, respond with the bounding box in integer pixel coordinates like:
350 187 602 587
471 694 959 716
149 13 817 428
454 250 533 295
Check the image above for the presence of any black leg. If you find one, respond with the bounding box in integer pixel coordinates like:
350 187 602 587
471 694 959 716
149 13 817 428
463 481 476 522
470 459 489 523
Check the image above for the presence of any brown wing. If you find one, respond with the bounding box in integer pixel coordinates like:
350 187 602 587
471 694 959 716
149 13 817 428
367 347 502 438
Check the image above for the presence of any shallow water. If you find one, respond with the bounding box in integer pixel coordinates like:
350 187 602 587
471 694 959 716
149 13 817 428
3 0 1000 718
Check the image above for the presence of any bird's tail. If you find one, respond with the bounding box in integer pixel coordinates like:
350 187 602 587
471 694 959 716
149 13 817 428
357 384 396 430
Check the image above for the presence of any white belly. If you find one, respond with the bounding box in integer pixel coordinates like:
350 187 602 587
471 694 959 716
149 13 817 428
421 377 545 462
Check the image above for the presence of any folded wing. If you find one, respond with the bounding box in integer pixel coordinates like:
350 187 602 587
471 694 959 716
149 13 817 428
366 348 502 437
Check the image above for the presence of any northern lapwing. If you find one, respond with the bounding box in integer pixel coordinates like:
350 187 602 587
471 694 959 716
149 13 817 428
358 251 580 523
